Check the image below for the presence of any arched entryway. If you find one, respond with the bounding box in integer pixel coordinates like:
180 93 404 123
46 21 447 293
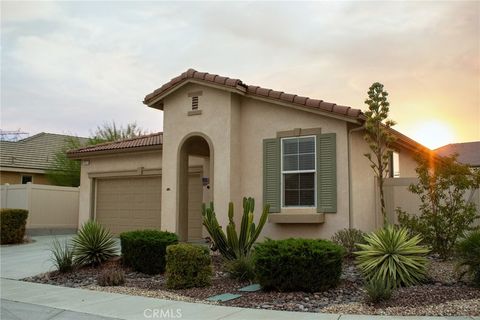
177 133 213 241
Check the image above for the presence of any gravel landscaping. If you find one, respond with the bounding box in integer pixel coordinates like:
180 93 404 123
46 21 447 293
23 255 480 316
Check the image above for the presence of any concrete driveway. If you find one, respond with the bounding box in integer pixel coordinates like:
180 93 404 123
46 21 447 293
1 235 74 280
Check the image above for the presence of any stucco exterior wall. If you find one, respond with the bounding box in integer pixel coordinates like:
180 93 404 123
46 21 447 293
239 97 350 240
161 83 236 232
349 130 421 232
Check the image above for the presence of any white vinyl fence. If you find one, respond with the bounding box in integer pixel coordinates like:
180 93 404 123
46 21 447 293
1 183 79 233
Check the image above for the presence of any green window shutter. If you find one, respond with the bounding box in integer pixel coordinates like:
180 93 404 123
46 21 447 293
263 138 280 213
317 133 337 213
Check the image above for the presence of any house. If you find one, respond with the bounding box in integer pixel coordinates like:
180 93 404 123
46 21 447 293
1 133 88 185
435 141 480 168
68 69 431 240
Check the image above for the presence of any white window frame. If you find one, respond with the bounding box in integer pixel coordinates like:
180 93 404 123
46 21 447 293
280 135 317 208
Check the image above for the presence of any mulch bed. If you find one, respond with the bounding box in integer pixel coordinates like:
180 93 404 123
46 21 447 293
23 255 480 316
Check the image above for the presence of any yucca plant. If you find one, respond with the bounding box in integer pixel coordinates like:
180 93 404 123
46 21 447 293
72 220 118 267
50 238 74 273
456 230 480 287
355 225 429 288
202 197 268 261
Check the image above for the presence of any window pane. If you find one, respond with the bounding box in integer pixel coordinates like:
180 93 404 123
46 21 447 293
299 173 315 189
284 173 299 189
299 137 315 154
282 139 298 155
283 155 298 171
299 153 315 170
299 190 315 206
284 190 299 206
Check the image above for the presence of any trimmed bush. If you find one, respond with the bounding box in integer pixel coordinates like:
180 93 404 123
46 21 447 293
166 243 212 289
72 220 118 267
456 230 480 287
331 228 367 258
1 209 28 244
253 238 345 292
97 269 125 286
120 230 178 275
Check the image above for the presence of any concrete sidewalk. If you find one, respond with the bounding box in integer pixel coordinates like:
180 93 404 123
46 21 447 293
1 236 478 320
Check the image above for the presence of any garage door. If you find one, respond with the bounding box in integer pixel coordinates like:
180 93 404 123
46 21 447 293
95 176 162 235
95 174 204 238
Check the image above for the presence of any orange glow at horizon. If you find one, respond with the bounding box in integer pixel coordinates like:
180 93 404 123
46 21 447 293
409 120 456 150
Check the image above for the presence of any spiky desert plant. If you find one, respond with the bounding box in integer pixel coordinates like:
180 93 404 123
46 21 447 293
456 230 480 286
50 238 74 273
364 277 393 303
72 220 118 267
355 225 429 288
202 197 269 260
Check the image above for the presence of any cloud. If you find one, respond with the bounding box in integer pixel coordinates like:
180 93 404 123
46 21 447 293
1 1 478 143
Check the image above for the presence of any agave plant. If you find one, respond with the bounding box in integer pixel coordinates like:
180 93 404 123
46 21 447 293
72 220 118 266
456 230 480 286
355 225 429 288
202 197 268 261
50 238 74 273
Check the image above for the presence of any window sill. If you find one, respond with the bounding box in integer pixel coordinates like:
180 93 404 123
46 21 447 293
268 213 325 224
188 110 202 116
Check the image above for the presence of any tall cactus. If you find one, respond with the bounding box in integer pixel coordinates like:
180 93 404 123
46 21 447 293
202 197 269 260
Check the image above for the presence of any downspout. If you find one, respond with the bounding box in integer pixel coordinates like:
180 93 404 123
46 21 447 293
347 125 364 229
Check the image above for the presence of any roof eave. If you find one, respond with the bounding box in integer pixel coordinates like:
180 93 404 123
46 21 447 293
67 145 162 159
144 79 362 124
143 79 247 110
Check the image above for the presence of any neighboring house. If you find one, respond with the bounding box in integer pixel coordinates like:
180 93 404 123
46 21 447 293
0 133 88 185
435 141 480 168
68 69 430 240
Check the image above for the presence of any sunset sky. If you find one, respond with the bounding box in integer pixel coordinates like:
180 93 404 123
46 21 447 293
1 1 479 149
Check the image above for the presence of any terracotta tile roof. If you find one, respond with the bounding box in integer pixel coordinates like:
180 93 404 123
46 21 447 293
435 141 480 167
67 132 163 157
143 68 362 119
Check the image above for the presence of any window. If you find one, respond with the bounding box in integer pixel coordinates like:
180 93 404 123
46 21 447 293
21 175 33 184
390 151 400 178
281 136 316 207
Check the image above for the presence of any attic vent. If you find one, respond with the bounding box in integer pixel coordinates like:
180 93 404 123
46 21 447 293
191 96 199 110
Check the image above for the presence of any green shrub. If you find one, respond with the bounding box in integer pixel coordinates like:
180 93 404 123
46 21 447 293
1 209 28 244
202 197 269 261
364 277 393 303
120 230 178 275
225 255 256 281
331 228 367 257
72 220 118 267
97 269 125 286
456 230 480 287
397 154 480 259
50 238 74 273
253 238 344 292
166 243 212 289
355 225 429 288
